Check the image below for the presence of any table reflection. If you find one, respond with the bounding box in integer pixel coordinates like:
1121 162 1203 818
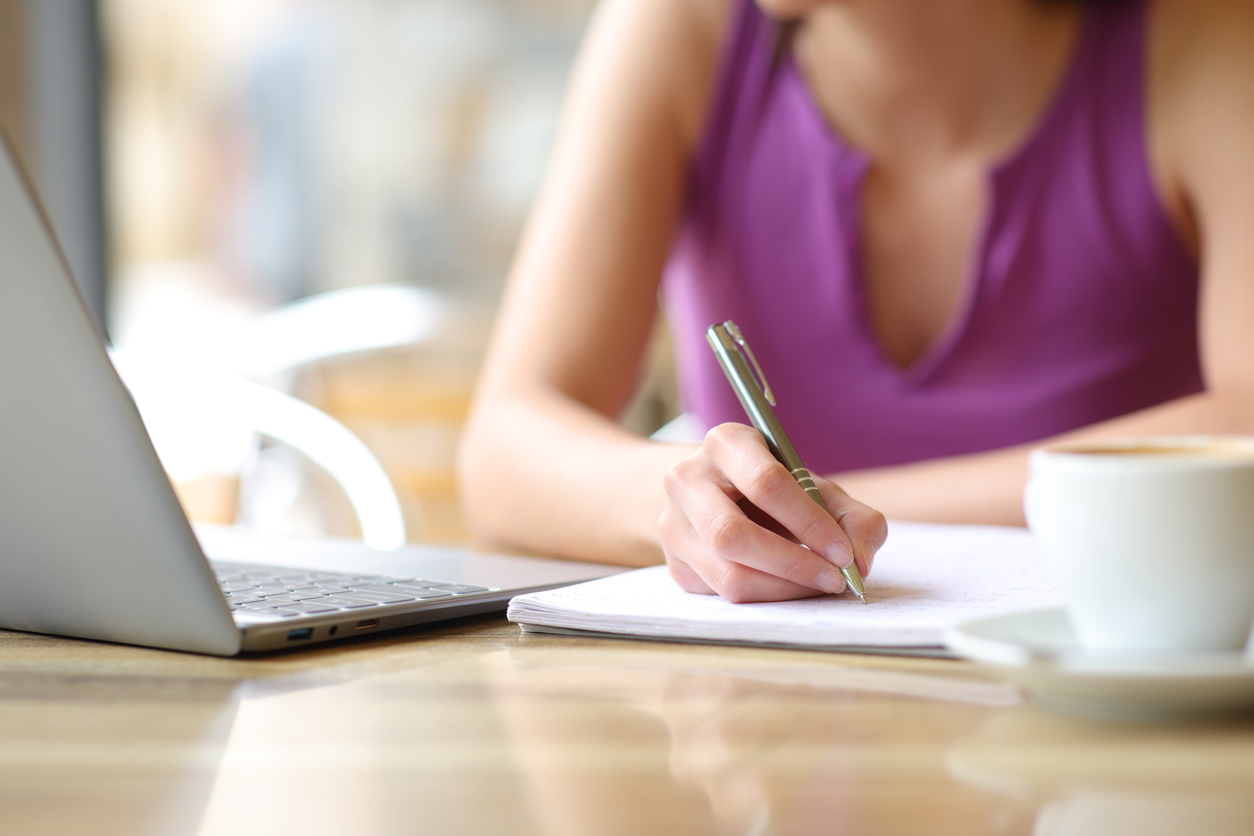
947 706 1254 836
491 643 1020 836
0 669 240 835
11 619 1252 836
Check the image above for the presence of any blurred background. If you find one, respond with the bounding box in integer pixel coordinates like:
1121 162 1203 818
0 0 679 548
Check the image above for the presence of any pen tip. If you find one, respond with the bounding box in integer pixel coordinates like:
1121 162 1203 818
856 591 868 604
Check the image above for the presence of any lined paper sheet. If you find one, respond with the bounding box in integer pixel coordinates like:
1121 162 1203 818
508 522 1062 653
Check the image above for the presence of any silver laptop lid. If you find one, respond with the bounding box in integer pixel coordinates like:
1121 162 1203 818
0 138 240 655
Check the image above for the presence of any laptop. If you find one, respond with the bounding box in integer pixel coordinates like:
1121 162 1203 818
0 138 622 655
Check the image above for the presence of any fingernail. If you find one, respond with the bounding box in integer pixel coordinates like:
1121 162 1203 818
824 542 853 568
863 539 876 574
816 567 846 594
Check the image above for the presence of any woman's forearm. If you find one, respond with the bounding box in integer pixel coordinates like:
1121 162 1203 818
835 389 1254 526
835 447 1030 527
459 389 697 566
463 386 1254 559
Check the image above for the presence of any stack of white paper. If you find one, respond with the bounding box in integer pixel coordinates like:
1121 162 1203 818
508 522 1062 655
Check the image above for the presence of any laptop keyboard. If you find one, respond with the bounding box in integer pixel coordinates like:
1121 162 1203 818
213 563 496 622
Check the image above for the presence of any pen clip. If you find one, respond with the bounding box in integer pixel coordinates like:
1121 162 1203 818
722 320 776 407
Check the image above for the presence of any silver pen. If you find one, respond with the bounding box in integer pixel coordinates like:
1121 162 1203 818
706 320 868 603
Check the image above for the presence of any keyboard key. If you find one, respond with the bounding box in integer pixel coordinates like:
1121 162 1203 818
282 602 338 614
427 584 492 594
353 583 443 597
375 586 455 599
332 591 416 604
226 595 265 605
386 581 454 593
239 605 301 618
262 593 327 604
318 597 378 609
280 591 327 601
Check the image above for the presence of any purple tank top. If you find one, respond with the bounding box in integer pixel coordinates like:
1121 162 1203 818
661 0 1200 475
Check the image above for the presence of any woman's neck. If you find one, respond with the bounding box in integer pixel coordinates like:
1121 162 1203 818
794 0 1082 168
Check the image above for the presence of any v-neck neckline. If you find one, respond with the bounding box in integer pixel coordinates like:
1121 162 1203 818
780 4 1092 385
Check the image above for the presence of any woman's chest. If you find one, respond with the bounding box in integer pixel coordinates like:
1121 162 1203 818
858 161 986 370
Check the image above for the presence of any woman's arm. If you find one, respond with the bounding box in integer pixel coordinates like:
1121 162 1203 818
834 0 1254 526
459 0 887 595
459 0 723 565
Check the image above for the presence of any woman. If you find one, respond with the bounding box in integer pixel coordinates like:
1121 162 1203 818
458 0 1254 602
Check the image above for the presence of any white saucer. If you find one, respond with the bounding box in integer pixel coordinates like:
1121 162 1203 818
945 608 1254 721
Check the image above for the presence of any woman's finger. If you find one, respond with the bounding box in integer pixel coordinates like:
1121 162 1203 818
666 553 716 595
665 463 849 597
659 505 716 594
815 477 889 577
659 485 829 601
700 424 858 571
687 552 828 603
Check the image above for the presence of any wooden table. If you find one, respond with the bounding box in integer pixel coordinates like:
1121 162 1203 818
2 614 1252 836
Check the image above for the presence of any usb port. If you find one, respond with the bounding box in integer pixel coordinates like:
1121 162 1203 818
355 619 379 630
287 628 314 641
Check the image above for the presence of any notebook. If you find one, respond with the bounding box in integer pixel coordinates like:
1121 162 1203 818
0 135 621 656
508 522 1063 657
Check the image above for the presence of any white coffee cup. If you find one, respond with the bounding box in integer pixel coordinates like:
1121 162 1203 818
1024 435 1254 653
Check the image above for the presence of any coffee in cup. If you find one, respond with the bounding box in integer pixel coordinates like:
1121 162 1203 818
1025 436 1254 653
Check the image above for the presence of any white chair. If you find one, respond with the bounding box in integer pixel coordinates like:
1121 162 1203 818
109 284 451 551
111 350 407 550
218 284 447 379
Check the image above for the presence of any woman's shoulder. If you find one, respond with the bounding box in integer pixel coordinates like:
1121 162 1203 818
1147 0 1254 251
1150 0 1254 106
1151 0 1254 45
658 0 738 148
581 0 737 151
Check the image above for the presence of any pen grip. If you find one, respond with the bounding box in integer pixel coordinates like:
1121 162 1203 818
791 467 831 514
793 464 867 598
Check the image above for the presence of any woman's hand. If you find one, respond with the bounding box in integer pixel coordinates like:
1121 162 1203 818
658 423 888 602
